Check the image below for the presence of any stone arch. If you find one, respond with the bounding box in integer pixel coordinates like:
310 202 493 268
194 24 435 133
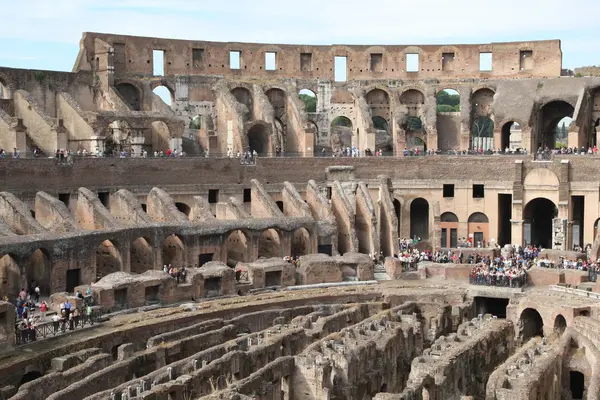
26 248 51 296
130 237 154 274
299 88 317 113
410 198 429 240
225 230 249 267
151 121 171 152
330 116 353 150
399 89 425 117
0 254 20 299
231 87 253 120
96 240 123 280
535 100 575 150
175 202 191 217
291 228 311 256
500 121 523 150
115 82 141 111
471 88 495 150
523 197 558 248
265 88 286 119
152 85 174 107
523 168 560 188
258 228 282 258
440 212 459 248
519 307 544 340
554 314 567 336
247 123 270 155
436 88 461 151
162 234 185 267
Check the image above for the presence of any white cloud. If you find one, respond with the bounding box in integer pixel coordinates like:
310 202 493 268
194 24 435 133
0 0 598 66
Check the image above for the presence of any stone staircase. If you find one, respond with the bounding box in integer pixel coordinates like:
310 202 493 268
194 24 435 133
374 263 391 280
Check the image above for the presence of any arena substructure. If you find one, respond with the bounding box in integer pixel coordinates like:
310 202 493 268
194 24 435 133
0 283 599 399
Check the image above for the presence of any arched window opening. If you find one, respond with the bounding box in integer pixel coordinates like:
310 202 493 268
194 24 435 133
152 85 173 107
436 89 461 151
554 314 567 336
247 124 269 155
231 87 253 121
26 249 51 297
537 101 574 151
299 89 317 112
501 121 522 151
175 202 191 217
330 116 353 151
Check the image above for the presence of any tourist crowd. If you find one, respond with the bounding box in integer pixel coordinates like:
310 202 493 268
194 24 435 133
163 264 187 283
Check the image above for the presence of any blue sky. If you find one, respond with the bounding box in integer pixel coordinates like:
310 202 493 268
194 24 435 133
0 0 598 72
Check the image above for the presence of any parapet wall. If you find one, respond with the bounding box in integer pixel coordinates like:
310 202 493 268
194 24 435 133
76 33 562 80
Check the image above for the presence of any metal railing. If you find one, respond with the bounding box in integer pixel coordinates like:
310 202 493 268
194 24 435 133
15 307 103 345
469 272 527 288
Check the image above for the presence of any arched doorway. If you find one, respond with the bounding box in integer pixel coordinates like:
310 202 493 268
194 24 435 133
26 249 51 296
520 308 544 340
258 229 282 258
554 314 567 336
162 234 185 267
400 89 426 152
291 228 311 256
523 198 557 248
372 116 392 155
231 87 253 121
393 199 401 237
470 88 495 151
225 230 248 267
247 124 269 155
96 240 122 280
130 237 154 274
152 85 173 108
570 371 585 399
501 121 521 150
441 212 459 248
436 89 461 151
0 254 20 299
115 83 141 111
536 100 574 150
410 198 429 240
468 212 489 248
330 116 353 151
366 89 392 154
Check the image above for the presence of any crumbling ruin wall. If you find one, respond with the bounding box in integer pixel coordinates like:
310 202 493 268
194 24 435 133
189 195 216 221
108 188 152 226
75 187 119 230
250 179 284 218
355 180 380 255
146 187 189 222
225 197 251 219
34 191 79 232
379 175 399 257
282 181 312 218
394 316 514 400
0 191 45 235
12 90 61 154
305 180 337 253
330 180 358 254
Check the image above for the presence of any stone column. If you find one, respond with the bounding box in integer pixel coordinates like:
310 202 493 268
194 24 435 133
511 219 524 246
552 218 568 250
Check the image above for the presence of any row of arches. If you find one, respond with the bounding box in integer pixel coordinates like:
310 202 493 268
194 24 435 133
115 82 174 111
0 228 312 299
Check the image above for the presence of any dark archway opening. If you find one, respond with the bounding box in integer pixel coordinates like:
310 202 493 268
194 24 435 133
231 87 253 121
520 308 544 340
501 121 520 150
276 201 284 213
475 297 509 318
330 116 353 150
175 202 191 217
554 314 567 336
20 371 42 386
570 371 584 399
523 198 557 248
247 125 269 155
410 198 429 240
537 101 574 150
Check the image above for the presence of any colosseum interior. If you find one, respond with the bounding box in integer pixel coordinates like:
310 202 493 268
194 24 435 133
1 33 600 399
